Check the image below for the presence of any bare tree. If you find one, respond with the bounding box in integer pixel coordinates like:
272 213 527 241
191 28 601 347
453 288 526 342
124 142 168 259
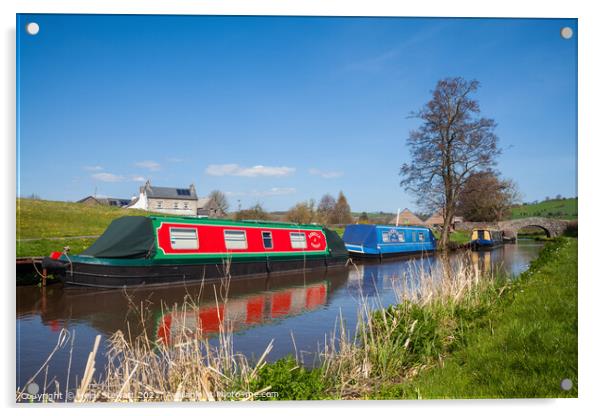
331 191 353 225
400 77 500 247
317 193 336 224
208 190 229 213
457 170 520 221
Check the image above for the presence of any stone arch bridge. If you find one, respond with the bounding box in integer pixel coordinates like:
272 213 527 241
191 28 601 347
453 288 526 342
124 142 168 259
456 217 572 241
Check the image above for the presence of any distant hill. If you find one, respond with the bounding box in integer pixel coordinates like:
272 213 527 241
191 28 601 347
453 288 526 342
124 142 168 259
510 197 577 220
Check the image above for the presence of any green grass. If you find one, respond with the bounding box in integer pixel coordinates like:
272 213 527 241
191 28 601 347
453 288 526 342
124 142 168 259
246 356 330 400
331 227 345 237
511 197 577 220
16 198 152 257
431 230 471 248
377 238 578 399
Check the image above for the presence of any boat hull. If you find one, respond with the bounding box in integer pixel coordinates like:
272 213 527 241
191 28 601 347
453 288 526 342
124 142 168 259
52 257 348 288
347 249 435 261
469 240 504 251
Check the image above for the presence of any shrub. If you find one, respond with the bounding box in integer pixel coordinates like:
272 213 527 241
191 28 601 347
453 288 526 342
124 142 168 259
248 356 329 400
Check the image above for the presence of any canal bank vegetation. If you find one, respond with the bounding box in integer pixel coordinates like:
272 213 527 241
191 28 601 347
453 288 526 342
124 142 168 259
385 237 578 399
255 238 577 400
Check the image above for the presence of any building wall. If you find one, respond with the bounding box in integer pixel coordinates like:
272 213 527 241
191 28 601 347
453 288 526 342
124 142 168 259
148 198 198 216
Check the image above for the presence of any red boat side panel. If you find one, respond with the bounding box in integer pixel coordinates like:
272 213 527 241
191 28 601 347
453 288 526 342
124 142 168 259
156 222 327 255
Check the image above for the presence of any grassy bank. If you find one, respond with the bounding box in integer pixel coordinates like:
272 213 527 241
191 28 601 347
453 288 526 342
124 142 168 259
375 238 578 399
16 198 150 257
237 238 577 400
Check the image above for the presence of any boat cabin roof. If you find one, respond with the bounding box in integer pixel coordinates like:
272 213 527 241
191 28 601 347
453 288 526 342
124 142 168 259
148 215 322 230
343 223 433 246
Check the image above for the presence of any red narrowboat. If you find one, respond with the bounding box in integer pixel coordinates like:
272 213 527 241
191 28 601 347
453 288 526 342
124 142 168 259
42 216 348 288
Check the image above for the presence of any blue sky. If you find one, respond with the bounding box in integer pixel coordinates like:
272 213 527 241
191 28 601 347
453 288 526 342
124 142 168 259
17 15 577 212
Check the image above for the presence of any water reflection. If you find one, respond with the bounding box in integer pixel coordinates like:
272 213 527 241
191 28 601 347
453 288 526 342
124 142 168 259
17 242 543 390
156 280 330 345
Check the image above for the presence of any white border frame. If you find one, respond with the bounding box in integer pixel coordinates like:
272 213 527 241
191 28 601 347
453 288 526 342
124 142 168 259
4 1 601 415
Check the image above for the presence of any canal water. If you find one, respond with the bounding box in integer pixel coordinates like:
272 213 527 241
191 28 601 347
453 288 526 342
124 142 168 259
16 240 543 393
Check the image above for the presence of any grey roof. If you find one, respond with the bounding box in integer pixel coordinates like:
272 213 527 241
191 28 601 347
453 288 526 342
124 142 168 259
77 196 131 206
145 185 197 200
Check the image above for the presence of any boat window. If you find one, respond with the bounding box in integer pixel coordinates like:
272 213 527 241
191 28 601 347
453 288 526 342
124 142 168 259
262 231 273 249
398 232 406 242
382 231 390 242
290 232 307 249
418 232 425 242
170 228 199 250
224 230 247 250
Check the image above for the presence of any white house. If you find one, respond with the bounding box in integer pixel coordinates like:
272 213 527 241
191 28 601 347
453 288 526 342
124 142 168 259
127 180 223 217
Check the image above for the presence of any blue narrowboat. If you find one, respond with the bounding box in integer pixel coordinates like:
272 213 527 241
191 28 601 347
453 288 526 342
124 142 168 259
342 224 437 259
469 228 504 250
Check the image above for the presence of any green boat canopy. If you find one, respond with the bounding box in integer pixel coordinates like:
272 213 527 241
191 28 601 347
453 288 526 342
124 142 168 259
323 227 348 258
81 216 156 259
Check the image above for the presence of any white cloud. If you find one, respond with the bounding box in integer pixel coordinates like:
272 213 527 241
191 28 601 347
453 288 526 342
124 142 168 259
225 187 296 197
309 168 344 179
129 175 146 182
206 164 295 177
83 165 103 171
135 160 161 171
92 172 124 182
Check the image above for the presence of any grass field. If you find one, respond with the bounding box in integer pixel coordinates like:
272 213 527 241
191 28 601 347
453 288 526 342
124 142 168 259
16 198 151 257
510 197 577 220
376 238 578 399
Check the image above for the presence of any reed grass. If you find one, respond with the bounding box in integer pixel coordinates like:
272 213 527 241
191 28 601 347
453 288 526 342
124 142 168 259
318 251 508 398
72 278 279 402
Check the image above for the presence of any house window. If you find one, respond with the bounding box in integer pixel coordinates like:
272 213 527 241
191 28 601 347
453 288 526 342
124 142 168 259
183 202 189 210
174 202 179 209
224 230 247 250
157 200 163 209
170 228 198 250
262 231 273 249
290 232 307 249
